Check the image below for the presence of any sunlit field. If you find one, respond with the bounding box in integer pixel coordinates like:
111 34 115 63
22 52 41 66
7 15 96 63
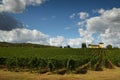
0 47 120 73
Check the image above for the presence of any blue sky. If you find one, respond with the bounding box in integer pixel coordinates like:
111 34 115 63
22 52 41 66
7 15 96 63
0 0 120 47
11 0 120 38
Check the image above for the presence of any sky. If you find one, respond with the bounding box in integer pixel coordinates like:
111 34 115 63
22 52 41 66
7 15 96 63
0 0 120 48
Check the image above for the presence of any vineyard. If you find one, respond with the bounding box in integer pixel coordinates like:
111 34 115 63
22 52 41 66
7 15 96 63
0 47 120 74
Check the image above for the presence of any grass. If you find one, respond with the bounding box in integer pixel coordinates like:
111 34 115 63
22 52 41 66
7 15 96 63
0 47 120 72
0 43 120 79
0 67 120 80
0 47 83 58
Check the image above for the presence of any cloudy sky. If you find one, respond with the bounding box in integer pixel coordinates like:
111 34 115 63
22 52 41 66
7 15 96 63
0 0 120 48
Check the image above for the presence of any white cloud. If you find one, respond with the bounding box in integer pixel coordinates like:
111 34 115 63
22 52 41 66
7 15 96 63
78 21 85 26
98 8 105 14
26 0 45 5
70 13 75 19
78 12 89 19
86 16 107 33
68 36 94 48
78 8 120 47
0 0 45 13
0 28 49 44
79 29 88 37
93 8 105 14
49 36 66 47
77 21 87 28
78 28 94 44
48 35 94 48
67 38 82 48
49 35 94 48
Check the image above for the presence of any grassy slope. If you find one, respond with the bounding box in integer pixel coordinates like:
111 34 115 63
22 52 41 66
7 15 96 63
0 47 120 64
0 47 87 59
0 43 120 80
0 67 120 80
0 42 55 48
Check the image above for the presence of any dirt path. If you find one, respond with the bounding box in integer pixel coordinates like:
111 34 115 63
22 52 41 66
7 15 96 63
0 67 120 80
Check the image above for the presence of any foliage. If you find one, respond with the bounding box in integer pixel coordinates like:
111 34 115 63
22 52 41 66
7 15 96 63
0 42 56 48
0 47 120 73
106 44 112 49
82 43 87 48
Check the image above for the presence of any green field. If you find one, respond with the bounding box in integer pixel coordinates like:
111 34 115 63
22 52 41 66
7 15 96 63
0 46 120 73
0 47 86 58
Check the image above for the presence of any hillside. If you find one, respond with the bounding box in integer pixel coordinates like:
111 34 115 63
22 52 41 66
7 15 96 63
0 42 57 48
0 47 120 72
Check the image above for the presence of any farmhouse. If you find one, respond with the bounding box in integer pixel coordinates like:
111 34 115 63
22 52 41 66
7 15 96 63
88 43 104 48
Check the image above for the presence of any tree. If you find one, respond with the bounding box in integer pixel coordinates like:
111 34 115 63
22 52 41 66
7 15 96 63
82 43 87 48
106 44 112 49
64 45 71 48
59 46 63 48
113 47 119 49
67 45 71 48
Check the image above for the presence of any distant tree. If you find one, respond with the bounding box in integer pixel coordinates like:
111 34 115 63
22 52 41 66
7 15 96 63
67 45 71 48
59 46 63 48
113 47 119 49
82 43 87 48
64 45 71 48
106 44 112 49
